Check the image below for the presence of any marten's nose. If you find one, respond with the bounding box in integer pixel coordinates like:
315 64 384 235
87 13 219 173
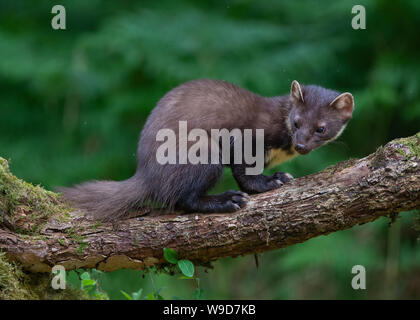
295 144 310 154
295 144 306 152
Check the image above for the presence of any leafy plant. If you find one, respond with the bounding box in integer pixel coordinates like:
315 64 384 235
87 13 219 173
163 248 202 299
163 248 195 278
67 269 108 300
120 285 165 300
163 247 179 264
120 288 143 300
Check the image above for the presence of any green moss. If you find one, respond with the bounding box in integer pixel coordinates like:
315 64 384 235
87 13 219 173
77 241 88 253
397 148 407 157
0 252 37 299
0 157 72 235
65 227 88 253
0 252 88 300
92 221 101 230
394 133 420 159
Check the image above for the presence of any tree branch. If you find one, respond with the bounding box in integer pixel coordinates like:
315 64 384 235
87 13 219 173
1 133 419 273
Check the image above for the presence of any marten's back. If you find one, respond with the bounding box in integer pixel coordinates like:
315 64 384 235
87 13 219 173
137 79 275 162
144 79 268 135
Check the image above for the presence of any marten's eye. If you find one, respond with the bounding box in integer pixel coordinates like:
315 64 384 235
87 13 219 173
316 126 325 134
294 120 300 129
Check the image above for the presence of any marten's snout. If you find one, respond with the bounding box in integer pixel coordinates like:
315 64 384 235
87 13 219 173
294 143 310 155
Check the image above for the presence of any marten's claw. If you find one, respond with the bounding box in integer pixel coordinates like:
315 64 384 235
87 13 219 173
273 172 294 183
221 190 249 211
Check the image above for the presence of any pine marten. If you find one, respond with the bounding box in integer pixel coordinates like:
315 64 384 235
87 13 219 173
60 79 354 221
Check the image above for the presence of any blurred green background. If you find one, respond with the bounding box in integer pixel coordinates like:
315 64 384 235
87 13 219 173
0 0 419 299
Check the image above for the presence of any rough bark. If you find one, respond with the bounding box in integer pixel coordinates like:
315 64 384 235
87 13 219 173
0 133 419 273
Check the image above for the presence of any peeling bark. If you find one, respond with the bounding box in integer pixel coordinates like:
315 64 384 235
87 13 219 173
0 133 419 273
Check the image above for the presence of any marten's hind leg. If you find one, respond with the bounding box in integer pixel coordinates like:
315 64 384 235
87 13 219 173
175 164 249 213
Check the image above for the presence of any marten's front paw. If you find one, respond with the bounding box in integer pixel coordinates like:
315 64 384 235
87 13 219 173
264 172 293 191
218 190 249 212
240 172 293 194
260 174 288 191
272 172 294 184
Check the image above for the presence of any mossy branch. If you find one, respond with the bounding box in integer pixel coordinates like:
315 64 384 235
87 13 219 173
0 133 419 273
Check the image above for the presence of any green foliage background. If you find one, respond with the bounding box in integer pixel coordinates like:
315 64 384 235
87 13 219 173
0 0 419 299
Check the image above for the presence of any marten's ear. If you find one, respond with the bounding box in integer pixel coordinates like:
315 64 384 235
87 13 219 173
330 92 354 121
290 80 304 103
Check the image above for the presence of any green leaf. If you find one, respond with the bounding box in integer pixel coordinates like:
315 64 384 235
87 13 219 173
132 288 143 300
163 247 178 264
80 272 91 280
82 279 96 287
177 259 194 278
178 276 194 280
91 269 103 277
147 292 155 300
120 290 133 300
66 270 81 289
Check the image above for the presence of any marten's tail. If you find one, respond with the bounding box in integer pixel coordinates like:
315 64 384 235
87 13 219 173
58 176 147 221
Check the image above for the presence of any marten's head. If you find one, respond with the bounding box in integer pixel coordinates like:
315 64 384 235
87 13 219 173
288 80 354 155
